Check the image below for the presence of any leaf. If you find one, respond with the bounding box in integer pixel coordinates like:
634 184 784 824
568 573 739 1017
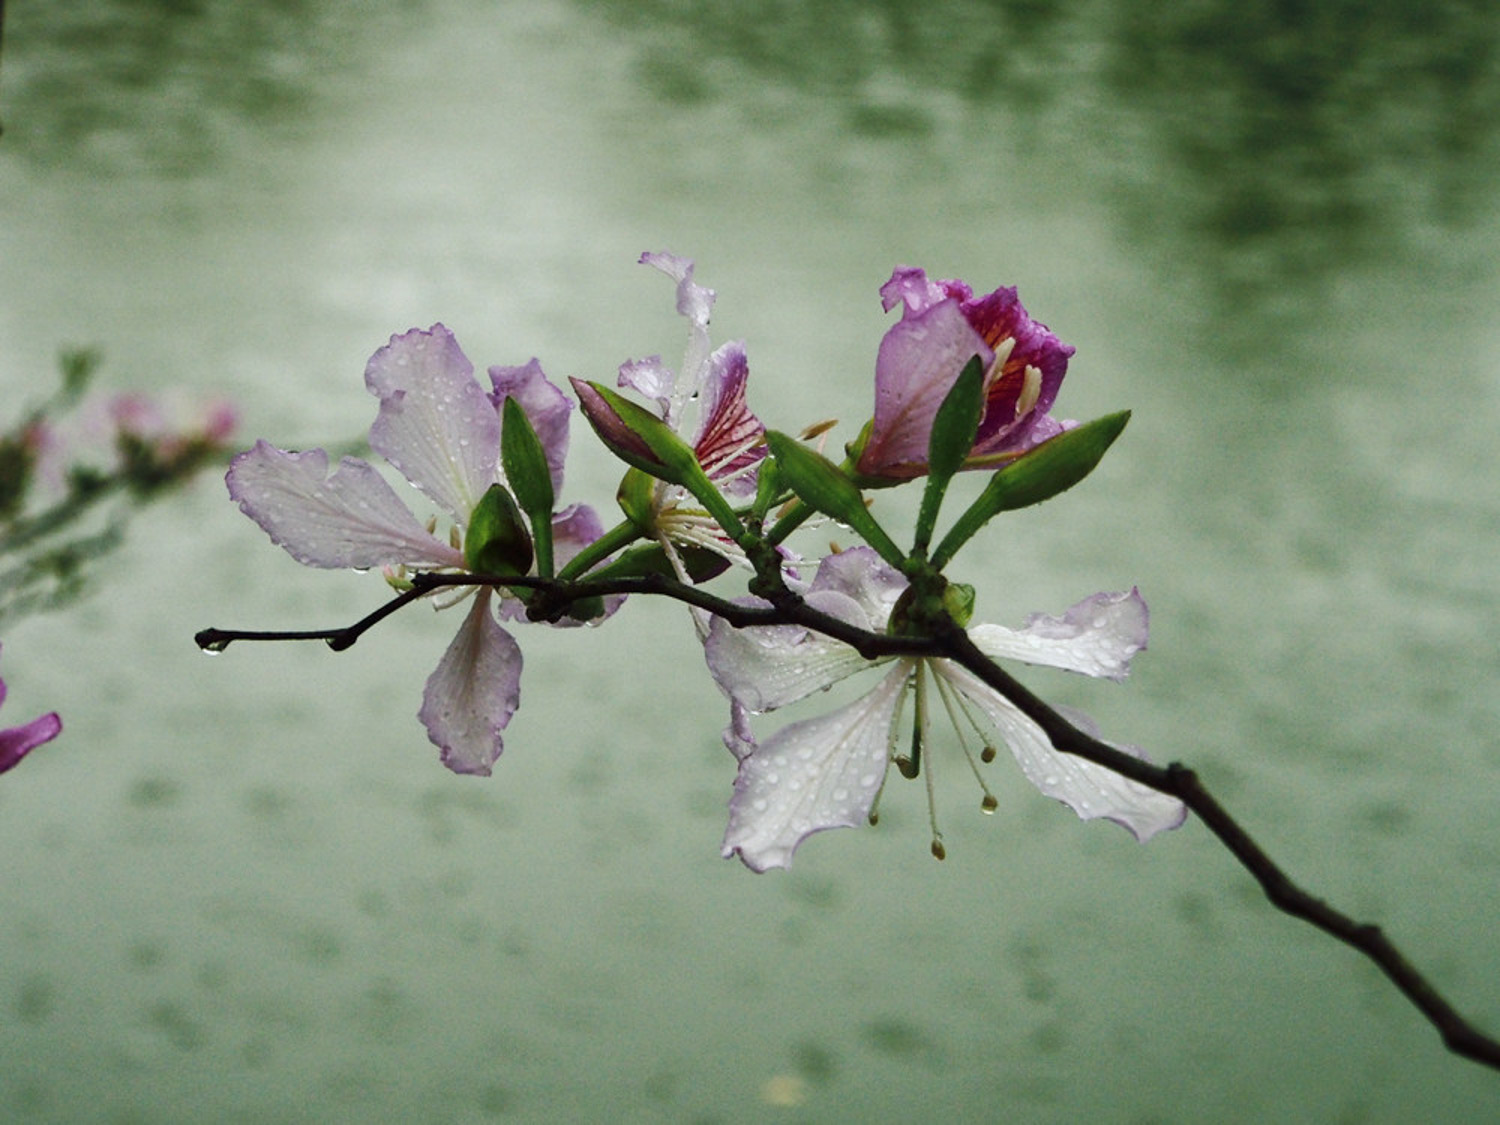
764 431 905 568
930 411 1130 569
913 354 984 554
500 396 555 576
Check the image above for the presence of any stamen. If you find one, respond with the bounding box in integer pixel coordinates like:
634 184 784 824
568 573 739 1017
1015 364 1042 418
992 335 1017 370
798 418 838 441
933 673 1002 815
895 670 922 780
873 674 913 827
915 664 945 859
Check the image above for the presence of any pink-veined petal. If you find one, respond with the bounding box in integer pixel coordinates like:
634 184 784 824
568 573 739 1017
227 441 465 569
418 590 523 776
722 664 907 872
968 589 1149 683
938 662 1186 841
692 341 765 490
365 325 500 524
963 285 1073 458
856 299 994 479
488 358 572 494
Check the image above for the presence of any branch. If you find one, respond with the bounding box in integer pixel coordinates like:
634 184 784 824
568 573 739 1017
195 569 1500 1071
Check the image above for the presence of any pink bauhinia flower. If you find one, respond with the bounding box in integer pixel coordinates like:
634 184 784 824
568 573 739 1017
227 325 605 776
855 267 1075 481
572 251 766 567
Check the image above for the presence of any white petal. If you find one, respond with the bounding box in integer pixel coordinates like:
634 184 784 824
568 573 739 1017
969 589 1149 683
722 664 907 872
938 662 1185 841
704 549 908 712
704 589 882 712
418 591 523 776
365 325 500 524
226 442 465 569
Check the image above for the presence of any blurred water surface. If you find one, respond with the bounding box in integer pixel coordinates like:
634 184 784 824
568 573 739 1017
2 1 1499 1121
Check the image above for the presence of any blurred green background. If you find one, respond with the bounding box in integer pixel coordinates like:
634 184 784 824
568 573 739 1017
2 0 1498 1120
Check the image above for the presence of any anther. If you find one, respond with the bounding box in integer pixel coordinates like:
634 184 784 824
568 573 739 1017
930 838 947 861
980 745 997 764
981 794 999 814
798 418 838 441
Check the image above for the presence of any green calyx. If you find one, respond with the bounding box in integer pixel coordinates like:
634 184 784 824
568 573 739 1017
464 483 534 577
500 396 555 577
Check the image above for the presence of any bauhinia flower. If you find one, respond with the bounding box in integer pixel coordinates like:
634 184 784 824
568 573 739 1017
226 325 605 776
572 251 765 568
705 547 1186 871
0 644 61 774
854 267 1074 481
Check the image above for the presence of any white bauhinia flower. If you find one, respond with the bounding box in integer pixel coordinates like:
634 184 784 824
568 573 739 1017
704 547 1186 871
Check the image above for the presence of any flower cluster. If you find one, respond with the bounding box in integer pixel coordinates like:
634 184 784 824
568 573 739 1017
212 253 1186 869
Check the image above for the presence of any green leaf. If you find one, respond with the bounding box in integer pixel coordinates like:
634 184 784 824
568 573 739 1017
930 411 1131 569
765 431 905 568
464 483 534 577
913 355 985 555
500 397 555 576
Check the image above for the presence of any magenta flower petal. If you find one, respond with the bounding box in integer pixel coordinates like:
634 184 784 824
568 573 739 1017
0 647 61 775
418 590 523 776
365 325 500 525
961 286 1073 458
488 358 573 494
226 442 466 569
856 299 994 479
